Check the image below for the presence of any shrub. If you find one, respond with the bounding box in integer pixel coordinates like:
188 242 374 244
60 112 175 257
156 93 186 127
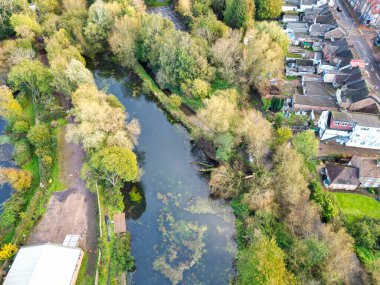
350 218 380 251
110 234 135 275
309 181 340 223
0 243 18 261
27 124 51 149
41 155 53 168
182 79 211 99
13 139 31 166
169 94 182 108
12 120 29 137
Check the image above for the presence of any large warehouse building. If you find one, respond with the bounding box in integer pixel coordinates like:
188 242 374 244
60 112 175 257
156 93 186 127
3 244 83 285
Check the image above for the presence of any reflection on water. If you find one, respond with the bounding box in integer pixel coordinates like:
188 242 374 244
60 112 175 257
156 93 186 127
93 63 236 285
0 119 13 213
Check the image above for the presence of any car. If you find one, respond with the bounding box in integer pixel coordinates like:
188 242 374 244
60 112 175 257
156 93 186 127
376 197 380 202
337 6 342 12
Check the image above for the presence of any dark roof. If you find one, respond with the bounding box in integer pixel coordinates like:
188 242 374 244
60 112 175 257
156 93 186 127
302 0 317 5
296 59 314 66
350 156 380 179
331 111 380 127
326 164 360 186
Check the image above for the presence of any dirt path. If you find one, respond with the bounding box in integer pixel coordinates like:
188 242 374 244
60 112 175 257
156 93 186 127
27 126 97 275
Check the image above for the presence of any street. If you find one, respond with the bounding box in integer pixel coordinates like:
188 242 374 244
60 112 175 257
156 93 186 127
335 0 380 90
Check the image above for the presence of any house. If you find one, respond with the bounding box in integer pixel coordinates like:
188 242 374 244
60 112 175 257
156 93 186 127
286 59 316 76
318 110 380 149
301 0 318 10
346 0 380 27
323 164 360 190
283 14 300 23
4 244 83 285
309 23 337 37
349 156 380 188
282 0 300 12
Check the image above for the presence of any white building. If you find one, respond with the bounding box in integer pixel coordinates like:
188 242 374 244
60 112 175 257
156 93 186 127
318 111 380 149
4 244 83 285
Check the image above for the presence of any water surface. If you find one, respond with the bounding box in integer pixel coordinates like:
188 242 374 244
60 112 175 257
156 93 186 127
93 64 236 285
0 119 13 213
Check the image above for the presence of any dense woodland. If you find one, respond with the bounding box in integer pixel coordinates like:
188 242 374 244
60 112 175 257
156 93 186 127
0 0 379 284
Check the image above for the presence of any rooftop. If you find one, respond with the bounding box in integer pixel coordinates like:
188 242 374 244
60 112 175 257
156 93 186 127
331 111 380 128
4 244 82 285
326 164 360 186
350 156 380 179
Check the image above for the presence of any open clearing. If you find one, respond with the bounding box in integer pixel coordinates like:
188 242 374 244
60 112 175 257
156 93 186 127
333 193 380 224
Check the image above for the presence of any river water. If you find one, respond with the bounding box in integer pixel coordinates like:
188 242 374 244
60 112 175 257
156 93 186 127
0 119 13 213
93 63 236 285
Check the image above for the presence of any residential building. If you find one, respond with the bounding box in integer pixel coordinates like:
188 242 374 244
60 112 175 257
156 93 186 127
318 110 380 149
4 244 83 285
323 164 360 190
346 0 380 26
349 156 380 188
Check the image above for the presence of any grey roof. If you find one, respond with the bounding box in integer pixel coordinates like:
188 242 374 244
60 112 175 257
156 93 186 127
325 27 346 39
326 164 360 186
304 81 336 96
310 24 336 35
331 111 380 127
294 94 339 108
350 156 380 179
302 0 317 5
296 59 314 66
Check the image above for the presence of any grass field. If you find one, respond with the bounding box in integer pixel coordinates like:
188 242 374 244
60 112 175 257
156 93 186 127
333 193 380 224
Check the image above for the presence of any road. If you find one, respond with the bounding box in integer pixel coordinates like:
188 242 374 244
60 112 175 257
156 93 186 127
335 0 380 90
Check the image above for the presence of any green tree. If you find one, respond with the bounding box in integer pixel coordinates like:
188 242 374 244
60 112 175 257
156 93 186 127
274 126 292 146
350 218 380 251
236 234 294 285
10 13 42 40
27 124 52 156
0 0 29 39
0 168 32 191
223 0 252 29
254 0 282 20
309 181 340 223
292 130 318 161
215 132 234 161
191 13 229 44
88 146 138 188
8 60 53 102
109 14 141 68
84 0 124 55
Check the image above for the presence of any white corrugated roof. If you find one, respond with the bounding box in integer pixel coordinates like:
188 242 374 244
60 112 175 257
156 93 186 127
4 244 82 285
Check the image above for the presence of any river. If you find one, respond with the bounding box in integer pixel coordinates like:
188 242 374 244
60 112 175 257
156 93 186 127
93 63 236 285
0 119 13 213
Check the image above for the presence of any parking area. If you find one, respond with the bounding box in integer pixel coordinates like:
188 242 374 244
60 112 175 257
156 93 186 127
147 5 186 31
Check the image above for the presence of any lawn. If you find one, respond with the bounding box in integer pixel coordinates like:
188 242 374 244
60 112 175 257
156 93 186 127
333 193 380 224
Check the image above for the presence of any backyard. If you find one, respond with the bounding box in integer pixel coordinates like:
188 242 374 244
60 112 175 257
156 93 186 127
333 193 380 224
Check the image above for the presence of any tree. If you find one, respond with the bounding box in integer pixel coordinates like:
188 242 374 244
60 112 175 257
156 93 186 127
10 13 42 40
8 60 53 102
0 0 29 39
84 0 124 55
223 0 253 29
27 124 52 157
350 218 380 251
109 14 141 68
191 13 229 44
67 85 140 151
242 26 285 93
62 0 86 11
182 78 211 99
254 0 282 20
309 181 340 223
211 30 242 84
292 130 318 161
198 89 239 134
273 127 292 146
0 168 32 191
0 85 22 119
34 0 60 14
236 234 294 285
156 30 213 89
0 243 18 261
237 109 273 163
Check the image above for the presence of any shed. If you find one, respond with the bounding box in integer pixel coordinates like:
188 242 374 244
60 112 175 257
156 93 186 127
113 213 127 234
4 244 83 285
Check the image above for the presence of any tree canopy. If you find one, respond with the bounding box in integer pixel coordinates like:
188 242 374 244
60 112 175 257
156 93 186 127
254 0 282 20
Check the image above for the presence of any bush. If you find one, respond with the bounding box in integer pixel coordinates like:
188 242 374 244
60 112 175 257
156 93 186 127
309 181 340 223
39 106 66 122
182 79 211 99
169 94 182 108
110 234 135 275
27 124 51 149
13 140 31 166
350 218 380 251
12 120 29 137
41 155 53 168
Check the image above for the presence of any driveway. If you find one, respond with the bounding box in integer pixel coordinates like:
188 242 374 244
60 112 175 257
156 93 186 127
27 127 97 275
147 5 186 31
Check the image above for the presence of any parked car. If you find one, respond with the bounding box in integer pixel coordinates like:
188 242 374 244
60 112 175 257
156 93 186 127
375 34 380 46
337 6 342 12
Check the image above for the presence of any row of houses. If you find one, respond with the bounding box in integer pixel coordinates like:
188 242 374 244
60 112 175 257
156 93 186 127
345 0 380 27
282 3 380 150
